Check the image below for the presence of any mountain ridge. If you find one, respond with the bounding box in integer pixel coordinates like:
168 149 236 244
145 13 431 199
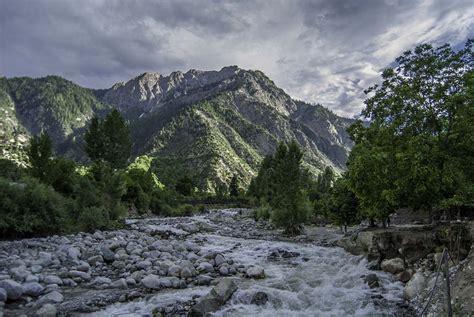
0 67 354 191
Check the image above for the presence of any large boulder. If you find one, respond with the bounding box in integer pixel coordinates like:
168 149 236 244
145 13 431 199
381 258 405 274
0 279 24 300
210 279 237 302
404 272 426 299
190 279 237 316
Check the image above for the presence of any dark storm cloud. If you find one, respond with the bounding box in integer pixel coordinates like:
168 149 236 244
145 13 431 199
1 0 473 117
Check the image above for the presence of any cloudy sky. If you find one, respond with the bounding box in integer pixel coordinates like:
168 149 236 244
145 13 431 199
1 0 473 117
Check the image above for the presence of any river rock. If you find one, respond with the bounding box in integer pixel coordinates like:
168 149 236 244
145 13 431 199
197 262 214 273
87 255 103 266
68 247 81 261
37 290 63 304
398 270 412 283
404 272 426 299
76 261 91 272
23 282 44 297
10 266 30 281
219 266 229 276
141 274 161 289
43 275 63 285
190 279 237 316
37 303 57 317
364 274 379 289
30 264 43 274
246 266 265 279
251 291 269 305
214 254 225 266
381 258 405 274
0 288 7 303
111 278 128 289
195 275 212 286
210 278 237 303
136 260 152 270
33 252 53 267
0 279 23 300
68 270 91 281
166 265 179 277
112 261 126 270
181 267 192 279
92 277 112 285
100 245 115 262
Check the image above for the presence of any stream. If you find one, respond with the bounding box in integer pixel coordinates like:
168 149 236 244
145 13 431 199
91 211 406 316
0 209 408 316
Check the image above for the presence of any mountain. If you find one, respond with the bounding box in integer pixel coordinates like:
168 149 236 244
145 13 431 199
0 67 354 191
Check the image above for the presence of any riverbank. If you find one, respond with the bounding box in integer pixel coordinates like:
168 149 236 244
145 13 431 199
337 221 473 316
0 209 412 316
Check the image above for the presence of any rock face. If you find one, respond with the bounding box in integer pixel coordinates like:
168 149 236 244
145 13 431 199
1 67 354 191
337 223 471 265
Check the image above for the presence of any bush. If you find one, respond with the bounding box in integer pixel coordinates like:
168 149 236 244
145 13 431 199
0 177 72 238
253 204 272 221
77 206 109 232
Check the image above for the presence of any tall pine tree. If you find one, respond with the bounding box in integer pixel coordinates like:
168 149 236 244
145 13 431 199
85 110 131 169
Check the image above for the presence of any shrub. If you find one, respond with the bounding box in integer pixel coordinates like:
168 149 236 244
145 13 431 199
0 177 72 238
253 204 272 221
77 206 109 232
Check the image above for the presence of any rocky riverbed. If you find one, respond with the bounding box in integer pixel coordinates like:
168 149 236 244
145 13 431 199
0 209 412 316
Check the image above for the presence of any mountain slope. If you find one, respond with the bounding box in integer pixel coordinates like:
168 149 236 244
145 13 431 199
0 76 112 160
100 67 354 190
0 67 354 191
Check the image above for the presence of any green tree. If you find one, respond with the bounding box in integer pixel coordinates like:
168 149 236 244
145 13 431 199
326 176 359 233
270 141 309 235
84 110 131 168
175 176 194 196
84 116 104 162
27 132 53 183
347 40 473 222
229 174 240 197
102 109 132 168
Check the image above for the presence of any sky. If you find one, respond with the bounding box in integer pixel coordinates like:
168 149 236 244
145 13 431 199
1 0 473 118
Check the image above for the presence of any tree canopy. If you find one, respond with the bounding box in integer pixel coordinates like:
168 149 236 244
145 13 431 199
347 40 474 221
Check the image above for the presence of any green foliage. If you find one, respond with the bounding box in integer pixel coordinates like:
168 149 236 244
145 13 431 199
0 177 72 237
229 175 240 197
249 141 309 235
347 40 474 221
84 110 131 168
325 176 359 233
175 176 194 196
253 203 272 221
27 132 53 183
77 206 110 232
0 159 26 181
